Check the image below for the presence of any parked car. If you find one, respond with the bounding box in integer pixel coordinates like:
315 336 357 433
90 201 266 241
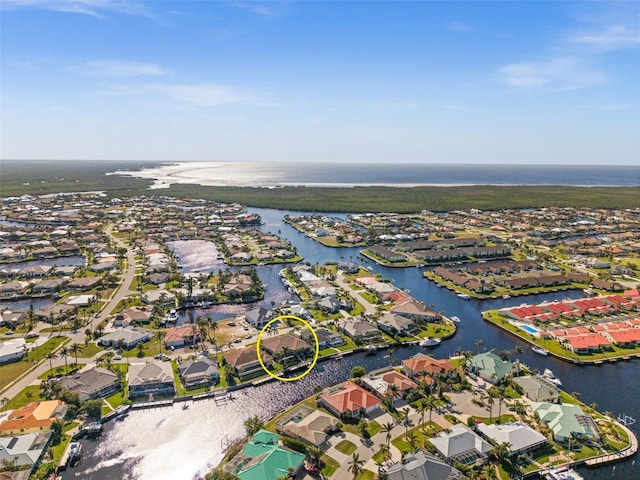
113 354 122 360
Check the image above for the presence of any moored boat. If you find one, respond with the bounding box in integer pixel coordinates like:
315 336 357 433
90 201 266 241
364 345 377 355
532 345 549 356
450 316 460 323
457 293 470 300
542 368 562 386
419 337 441 347
544 466 584 480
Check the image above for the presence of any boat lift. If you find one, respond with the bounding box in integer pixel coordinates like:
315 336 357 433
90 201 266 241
616 413 636 428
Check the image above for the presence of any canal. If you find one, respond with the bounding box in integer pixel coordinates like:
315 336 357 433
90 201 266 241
65 208 639 480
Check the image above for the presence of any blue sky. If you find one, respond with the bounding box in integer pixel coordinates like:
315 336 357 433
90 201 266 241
1 1 638 164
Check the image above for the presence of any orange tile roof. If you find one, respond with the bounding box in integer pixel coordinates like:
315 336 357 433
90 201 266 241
320 381 380 414
0 400 65 433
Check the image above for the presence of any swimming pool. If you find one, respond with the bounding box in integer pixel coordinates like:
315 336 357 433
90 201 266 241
519 324 539 335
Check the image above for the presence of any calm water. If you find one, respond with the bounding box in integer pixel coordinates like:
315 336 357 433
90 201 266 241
119 162 640 188
67 208 639 480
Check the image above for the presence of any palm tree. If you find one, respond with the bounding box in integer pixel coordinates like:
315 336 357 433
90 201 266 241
425 395 438 428
405 430 418 452
44 351 57 374
475 338 484 354
69 342 83 365
381 422 395 448
416 400 428 433
513 345 523 375
59 346 70 374
347 453 364 480
155 330 164 354
400 407 413 435
486 389 496 423
210 320 219 348
306 446 323 467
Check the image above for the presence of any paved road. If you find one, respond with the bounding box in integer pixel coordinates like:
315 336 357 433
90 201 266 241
334 272 377 316
0 224 138 399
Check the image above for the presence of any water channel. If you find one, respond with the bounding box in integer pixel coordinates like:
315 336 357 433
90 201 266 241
65 208 639 480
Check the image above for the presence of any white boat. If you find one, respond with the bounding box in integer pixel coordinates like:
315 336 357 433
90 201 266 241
419 337 441 347
543 368 562 386
544 467 584 480
450 316 460 323
364 345 377 354
457 293 470 300
532 345 549 356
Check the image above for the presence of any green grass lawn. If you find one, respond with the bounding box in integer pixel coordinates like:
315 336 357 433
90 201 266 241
391 422 443 454
321 454 339 478
367 420 382 437
39 363 85 379
334 439 357 455
74 343 106 358
0 385 44 411
356 470 375 480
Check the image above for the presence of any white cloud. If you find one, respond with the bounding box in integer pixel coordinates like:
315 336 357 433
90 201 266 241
146 83 249 107
1 0 151 18
568 24 640 51
498 57 605 91
70 60 168 77
446 21 471 32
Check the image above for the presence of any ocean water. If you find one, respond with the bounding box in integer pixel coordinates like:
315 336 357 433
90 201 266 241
116 162 640 188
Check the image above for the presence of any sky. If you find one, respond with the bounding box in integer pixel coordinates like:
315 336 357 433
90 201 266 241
1 0 639 165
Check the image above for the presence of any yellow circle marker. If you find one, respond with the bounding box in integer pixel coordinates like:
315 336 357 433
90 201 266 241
256 315 320 382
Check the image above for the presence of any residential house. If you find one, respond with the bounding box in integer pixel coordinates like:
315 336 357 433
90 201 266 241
127 362 175 399
402 353 457 381
475 421 547 456
530 402 600 445
0 401 67 435
386 451 466 480
390 300 439 322
229 430 305 480
65 277 102 291
301 327 346 349
468 350 515 383
0 432 51 472
0 338 26 364
361 369 417 399
512 376 561 403
164 324 201 349
98 327 151 349
178 356 219 388
57 367 119 401
377 313 418 336
319 381 381 419
224 346 273 380
260 334 312 364
244 307 274 329
275 405 338 447
368 245 406 262
341 319 382 344
429 424 493 467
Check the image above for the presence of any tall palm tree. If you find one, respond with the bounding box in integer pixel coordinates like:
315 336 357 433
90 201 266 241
59 346 70 374
210 319 219 348
381 422 395 448
155 330 164 354
425 395 438 427
400 407 413 435
69 342 83 365
44 351 57 374
347 453 364 480
475 338 484 354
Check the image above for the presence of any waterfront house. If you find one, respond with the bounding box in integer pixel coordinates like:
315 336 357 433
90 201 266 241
178 356 219 388
530 402 600 445
223 346 273 380
301 327 346 349
562 333 611 354
0 281 31 298
141 288 175 305
468 350 515 383
229 430 305 480
390 300 439 322
57 367 119 401
402 353 457 381
428 424 492 467
475 421 547 457
512 375 561 403
65 276 102 291
164 324 201 349
0 432 51 472
319 381 381 419
127 362 175 399
386 451 466 480
0 310 26 329
0 401 67 435
368 245 406 262
341 319 382 344
377 313 418 336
